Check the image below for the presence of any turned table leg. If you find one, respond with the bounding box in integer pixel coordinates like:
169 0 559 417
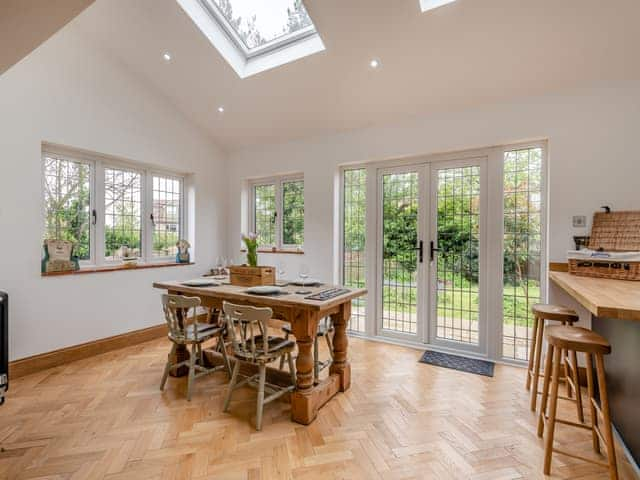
330 302 351 391
290 310 319 424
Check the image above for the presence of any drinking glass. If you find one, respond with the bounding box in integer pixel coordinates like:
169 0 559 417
298 264 310 287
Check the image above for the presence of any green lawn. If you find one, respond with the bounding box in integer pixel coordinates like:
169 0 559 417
380 275 539 327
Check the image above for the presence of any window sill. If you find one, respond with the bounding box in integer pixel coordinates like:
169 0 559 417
241 248 304 255
41 262 194 277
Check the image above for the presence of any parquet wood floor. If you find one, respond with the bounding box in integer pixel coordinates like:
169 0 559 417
0 336 637 479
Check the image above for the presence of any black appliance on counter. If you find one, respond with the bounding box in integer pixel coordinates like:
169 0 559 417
0 291 7 405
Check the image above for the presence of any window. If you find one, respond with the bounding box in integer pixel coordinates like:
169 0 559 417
342 169 367 333
42 146 186 268
104 167 142 261
253 184 276 246
152 175 183 258
282 179 304 246
43 154 92 261
250 176 304 249
176 0 325 78
502 147 543 361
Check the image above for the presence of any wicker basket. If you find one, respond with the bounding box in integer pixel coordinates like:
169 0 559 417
568 258 640 280
569 211 640 280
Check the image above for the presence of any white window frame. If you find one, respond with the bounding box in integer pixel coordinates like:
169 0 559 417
249 174 304 250
175 0 325 79
148 171 186 262
42 144 187 268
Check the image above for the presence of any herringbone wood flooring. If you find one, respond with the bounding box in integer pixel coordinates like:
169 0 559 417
0 336 637 479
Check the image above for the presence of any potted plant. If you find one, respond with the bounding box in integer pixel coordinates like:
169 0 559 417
242 232 258 267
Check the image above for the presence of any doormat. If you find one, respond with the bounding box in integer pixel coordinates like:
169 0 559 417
419 350 494 377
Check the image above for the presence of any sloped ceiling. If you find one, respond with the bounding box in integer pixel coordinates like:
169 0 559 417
72 0 640 151
0 0 95 75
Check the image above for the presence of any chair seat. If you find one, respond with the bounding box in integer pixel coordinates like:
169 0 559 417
169 322 223 343
532 304 579 323
234 335 295 362
281 324 292 335
281 322 333 336
545 325 611 355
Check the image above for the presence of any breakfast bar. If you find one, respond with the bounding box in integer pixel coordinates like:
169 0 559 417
550 271 640 464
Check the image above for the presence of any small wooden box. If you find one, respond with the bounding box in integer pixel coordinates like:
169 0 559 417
229 265 276 286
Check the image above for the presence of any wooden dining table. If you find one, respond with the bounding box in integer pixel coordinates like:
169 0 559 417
153 279 367 425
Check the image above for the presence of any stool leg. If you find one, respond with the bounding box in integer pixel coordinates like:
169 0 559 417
526 314 540 391
563 348 573 399
569 349 584 423
595 354 619 480
530 316 544 411
537 344 555 437
585 352 600 454
543 346 562 476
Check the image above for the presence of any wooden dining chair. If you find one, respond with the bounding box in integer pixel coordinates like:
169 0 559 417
222 301 296 431
280 318 333 383
159 294 231 401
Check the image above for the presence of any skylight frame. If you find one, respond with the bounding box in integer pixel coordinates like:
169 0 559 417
177 0 325 78
201 0 317 59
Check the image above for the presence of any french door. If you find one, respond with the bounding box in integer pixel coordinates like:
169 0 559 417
377 165 428 341
377 157 487 354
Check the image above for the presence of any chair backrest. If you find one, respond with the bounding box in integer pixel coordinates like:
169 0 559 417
222 301 273 359
162 294 201 343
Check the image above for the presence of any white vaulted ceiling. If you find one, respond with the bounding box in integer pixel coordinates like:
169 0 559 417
72 0 640 151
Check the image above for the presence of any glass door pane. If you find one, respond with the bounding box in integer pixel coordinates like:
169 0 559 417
378 167 425 337
502 147 543 361
430 160 485 352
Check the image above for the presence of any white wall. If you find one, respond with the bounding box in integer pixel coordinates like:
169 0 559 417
226 82 640 326
0 22 227 360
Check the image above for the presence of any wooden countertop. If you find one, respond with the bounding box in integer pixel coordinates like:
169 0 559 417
153 280 367 312
549 271 640 321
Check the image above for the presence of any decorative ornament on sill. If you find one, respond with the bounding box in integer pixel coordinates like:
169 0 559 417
242 232 258 267
41 239 79 273
176 239 191 264
118 245 139 268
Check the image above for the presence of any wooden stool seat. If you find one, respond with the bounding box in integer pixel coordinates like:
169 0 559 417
531 304 579 323
546 325 611 355
538 325 618 479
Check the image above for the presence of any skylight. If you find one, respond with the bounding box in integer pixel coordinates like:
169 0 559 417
420 0 457 12
211 0 314 51
177 0 324 78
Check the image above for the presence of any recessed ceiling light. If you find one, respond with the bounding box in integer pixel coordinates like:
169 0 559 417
217 106 225 113
162 52 172 61
369 59 381 69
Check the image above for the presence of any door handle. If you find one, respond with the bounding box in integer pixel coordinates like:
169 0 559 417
414 240 424 263
430 241 440 262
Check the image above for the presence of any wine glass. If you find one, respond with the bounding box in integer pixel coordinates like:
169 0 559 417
276 261 286 284
298 264 310 287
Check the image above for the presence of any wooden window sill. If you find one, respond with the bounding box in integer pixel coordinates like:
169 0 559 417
41 262 194 277
241 249 304 255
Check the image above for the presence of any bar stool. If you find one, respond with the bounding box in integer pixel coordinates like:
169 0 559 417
537 325 618 479
526 304 580 416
